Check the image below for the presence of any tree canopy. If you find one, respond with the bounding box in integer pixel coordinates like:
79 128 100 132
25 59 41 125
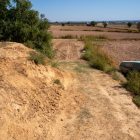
127 22 132 28
90 21 97 26
0 0 54 59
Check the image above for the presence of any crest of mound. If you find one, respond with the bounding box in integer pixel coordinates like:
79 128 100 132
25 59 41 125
0 42 84 139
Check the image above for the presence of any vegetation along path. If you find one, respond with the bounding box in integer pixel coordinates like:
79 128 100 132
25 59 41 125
52 39 140 140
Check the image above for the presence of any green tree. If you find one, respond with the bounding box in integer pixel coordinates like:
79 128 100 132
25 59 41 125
127 22 132 28
0 0 54 59
103 22 107 28
137 22 140 31
90 21 97 26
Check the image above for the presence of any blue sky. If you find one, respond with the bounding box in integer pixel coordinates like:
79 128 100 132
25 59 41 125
31 0 140 22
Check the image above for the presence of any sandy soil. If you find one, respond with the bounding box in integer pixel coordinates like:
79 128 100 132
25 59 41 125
50 25 140 39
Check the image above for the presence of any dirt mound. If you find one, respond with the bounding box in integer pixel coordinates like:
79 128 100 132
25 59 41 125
0 42 85 140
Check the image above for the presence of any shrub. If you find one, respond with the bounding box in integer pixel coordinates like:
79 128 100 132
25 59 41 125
59 35 76 39
81 39 115 72
60 29 74 31
24 40 35 49
90 21 97 26
0 0 54 60
127 22 132 28
123 70 140 95
133 95 140 107
137 22 140 31
51 62 58 68
54 79 61 85
62 23 65 26
103 22 107 28
29 51 47 65
98 34 109 39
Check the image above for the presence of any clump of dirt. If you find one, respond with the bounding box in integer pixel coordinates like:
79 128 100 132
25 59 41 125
0 42 85 140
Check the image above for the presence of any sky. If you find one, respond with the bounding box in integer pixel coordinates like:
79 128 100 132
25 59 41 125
31 0 140 22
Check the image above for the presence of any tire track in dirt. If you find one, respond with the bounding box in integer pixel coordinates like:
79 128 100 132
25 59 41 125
52 39 84 62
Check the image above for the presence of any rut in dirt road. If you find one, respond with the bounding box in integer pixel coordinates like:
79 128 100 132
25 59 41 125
53 39 84 62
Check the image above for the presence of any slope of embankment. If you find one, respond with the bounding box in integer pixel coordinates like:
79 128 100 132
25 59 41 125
0 42 84 140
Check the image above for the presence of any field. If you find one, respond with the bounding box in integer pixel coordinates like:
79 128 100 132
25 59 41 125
50 24 140 39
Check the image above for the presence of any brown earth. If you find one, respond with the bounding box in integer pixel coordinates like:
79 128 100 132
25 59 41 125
0 40 140 140
50 25 140 39
102 40 140 66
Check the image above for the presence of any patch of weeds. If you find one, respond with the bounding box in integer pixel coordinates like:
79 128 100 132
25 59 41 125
122 38 140 41
98 34 109 39
29 51 46 65
24 40 35 49
78 107 93 119
60 29 74 31
123 71 140 95
82 29 104 32
73 62 89 68
58 62 68 65
67 116 72 119
107 69 127 83
59 35 78 39
54 79 61 85
133 95 140 107
51 61 58 68
122 71 140 108
74 67 89 74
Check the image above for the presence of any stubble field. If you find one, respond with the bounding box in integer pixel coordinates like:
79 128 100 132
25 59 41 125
50 25 140 39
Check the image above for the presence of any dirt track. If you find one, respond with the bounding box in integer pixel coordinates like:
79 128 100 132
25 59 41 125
53 39 140 140
52 39 84 62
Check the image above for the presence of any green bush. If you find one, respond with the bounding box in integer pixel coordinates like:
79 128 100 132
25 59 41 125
0 0 54 59
62 23 65 26
54 79 61 85
24 40 35 49
29 51 47 65
133 95 140 107
123 71 140 95
98 34 109 39
103 22 107 28
127 22 132 28
81 39 115 72
137 22 140 31
59 35 77 39
90 21 97 26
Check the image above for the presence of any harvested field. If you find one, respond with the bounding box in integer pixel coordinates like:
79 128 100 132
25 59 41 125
50 25 140 39
102 40 140 66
